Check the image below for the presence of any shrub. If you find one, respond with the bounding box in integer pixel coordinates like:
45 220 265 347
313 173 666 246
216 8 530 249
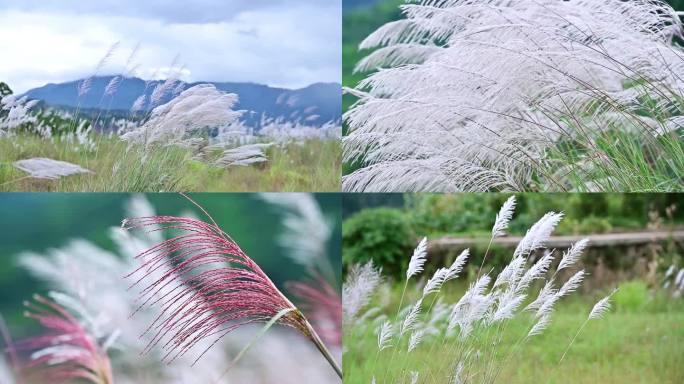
343 207 415 279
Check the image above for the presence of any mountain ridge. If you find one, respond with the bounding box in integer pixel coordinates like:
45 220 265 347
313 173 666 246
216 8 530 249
22 76 341 128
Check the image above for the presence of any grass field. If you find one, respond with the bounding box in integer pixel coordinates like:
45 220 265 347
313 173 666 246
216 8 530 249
344 282 684 384
0 135 341 192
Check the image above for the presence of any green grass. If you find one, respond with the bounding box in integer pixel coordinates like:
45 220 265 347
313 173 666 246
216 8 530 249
0 134 341 191
344 282 684 384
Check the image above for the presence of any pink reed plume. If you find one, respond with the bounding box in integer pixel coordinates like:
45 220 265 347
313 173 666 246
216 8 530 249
17 295 113 384
122 213 342 378
288 274 342 347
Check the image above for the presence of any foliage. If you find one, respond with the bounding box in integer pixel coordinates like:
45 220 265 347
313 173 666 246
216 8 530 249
407 193 684 237
343 193 684 278
343 207 415 279
0 82 11 97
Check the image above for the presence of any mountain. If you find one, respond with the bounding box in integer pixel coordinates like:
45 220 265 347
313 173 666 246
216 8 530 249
22 76 341 128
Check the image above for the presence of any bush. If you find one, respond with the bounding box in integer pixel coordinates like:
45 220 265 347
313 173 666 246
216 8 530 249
343 207 415 279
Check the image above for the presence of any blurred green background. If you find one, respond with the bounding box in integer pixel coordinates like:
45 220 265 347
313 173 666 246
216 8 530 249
343 193 684 278
0 193 342 336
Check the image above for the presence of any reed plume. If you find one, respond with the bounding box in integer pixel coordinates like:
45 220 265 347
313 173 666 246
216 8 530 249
122 213 342 379
17 294 114 384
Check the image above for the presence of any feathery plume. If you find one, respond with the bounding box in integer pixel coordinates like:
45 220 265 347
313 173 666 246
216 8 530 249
14 158 92 180
343 0 684 192
557 239 589 272
401 299 422 336
122 214 342 377
561 288 618 363
492 196 516 238
518 250 554 291
527 314 552 338
557 270 586 298
588 289 618 320
288 275 342 347
410 371 419 384
423 267 449 296
17 294 114 384
79 42 120 98
104 76 121 97
377 321 393 351
445 249 469 282
215 143 273 167
120 84 241 147
407 237 428 280
343 261 382 326
408 330 424 352
525 280 557 313
259 193 332 270
514 212 564 257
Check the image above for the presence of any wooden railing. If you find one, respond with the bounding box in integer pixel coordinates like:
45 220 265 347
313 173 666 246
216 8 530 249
428 230 684 253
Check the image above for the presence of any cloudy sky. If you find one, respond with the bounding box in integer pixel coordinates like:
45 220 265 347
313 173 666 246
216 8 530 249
0 1 341 94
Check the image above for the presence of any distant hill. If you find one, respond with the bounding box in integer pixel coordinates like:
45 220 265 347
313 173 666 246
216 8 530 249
22 76 341 128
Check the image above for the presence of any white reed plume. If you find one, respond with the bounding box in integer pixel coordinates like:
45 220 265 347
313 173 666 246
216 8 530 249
557 270 586 298
444 249 469 282
0 95 39 134
104 76 122 96
343 262 382 326
527 313 552 338
518 250 554 291
131 94 147 113
491 289 526 323
493 256 526 289
451 361 465 384
561 288 618 362
260 193 333 272
410 371 419 384
120 84 241 147
400 299 422 336
557 239 590 272
79 41 120 97
407 330 424 352
407 237 428 280
675 268 684 287
514 212 564 257
492 196 516 238
588 289 618 320
215 143 273 167
423 267 449 296
377 321 393 351
13 158 92 180
343 0 684 192
525 280 557 313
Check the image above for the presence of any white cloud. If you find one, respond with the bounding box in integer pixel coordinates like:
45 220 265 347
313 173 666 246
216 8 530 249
0 1 341 93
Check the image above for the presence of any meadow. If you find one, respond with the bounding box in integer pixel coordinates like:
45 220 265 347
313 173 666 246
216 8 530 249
0 135 341 192
344 282 684 384
342 194 684 383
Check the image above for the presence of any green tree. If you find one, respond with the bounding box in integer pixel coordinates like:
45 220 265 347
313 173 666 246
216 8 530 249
0 82 12 98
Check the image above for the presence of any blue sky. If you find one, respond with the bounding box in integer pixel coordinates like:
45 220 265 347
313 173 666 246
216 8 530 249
0 1 341 93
